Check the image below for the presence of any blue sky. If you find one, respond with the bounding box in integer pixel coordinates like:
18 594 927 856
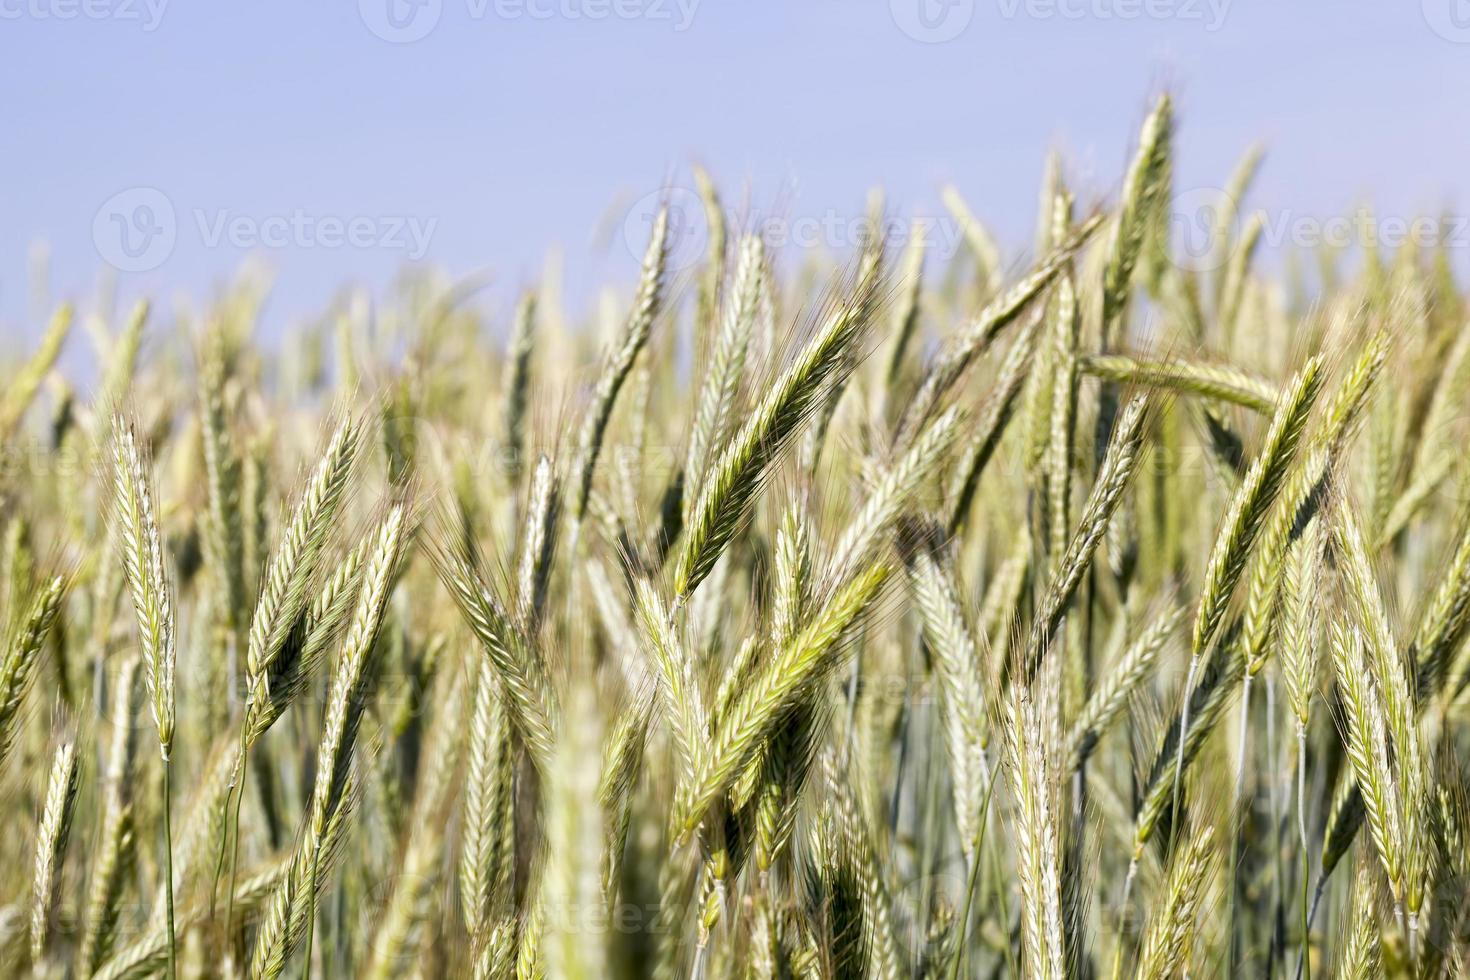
2 0 1468 352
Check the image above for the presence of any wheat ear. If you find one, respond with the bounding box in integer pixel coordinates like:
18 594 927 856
906 533 987 857
677 562 888 837
1068 602 1184 769
504 291 537 487
674 298 871 600
250 505 406 979
515 454 559 632
824 403 961 595
110 415 176 760
1025 394 1149 680
245 415 360 690
364 672 468 980
1100 94 1172 339
1080 353 1278 413
1004 687 1066 980
0 302 73 440
899 215 1103 443
945 311 1043 535
0 575 65 772
109 413 179 978
543 683 609 980
568 205 668 527
686 234 764 515
1134 825 1215 980
97 299 148 419
435 540 558 769
29 736 80 971
460 660 518 942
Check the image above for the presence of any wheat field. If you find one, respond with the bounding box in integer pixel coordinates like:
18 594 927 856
1 95 1468 978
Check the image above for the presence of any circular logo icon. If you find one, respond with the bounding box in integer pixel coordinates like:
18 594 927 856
1423 0 1470 43
359 0 442 43
1167 186 1241 274
890 0 975 43
1407 407 1470 514
1426 872 1470 953
622 187 709 273
93 187 176 273
890 868 969 964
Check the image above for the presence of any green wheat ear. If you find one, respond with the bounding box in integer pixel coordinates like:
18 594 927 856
0 574 66 772
0 302 73 441
30 735 80 969
674 296 872 601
